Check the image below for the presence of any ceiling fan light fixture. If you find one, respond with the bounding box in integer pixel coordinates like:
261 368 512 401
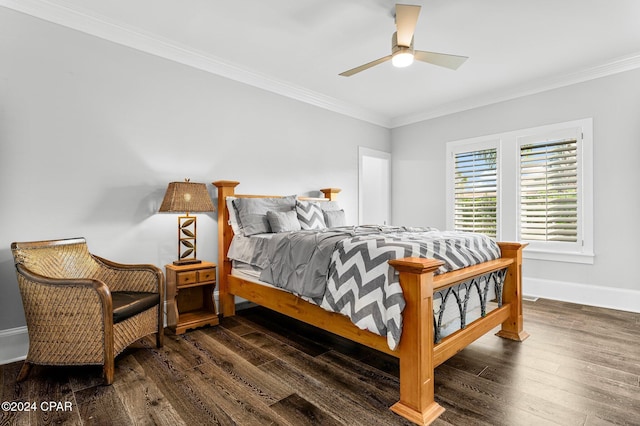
338 4 468 76
392 49 414 68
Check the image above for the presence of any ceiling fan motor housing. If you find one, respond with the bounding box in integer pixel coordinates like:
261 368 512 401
392 31 414 54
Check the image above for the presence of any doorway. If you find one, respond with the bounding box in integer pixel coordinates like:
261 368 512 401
358 147 391 225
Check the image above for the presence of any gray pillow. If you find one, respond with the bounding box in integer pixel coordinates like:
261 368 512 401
233 195 296 235
323 209 346 228
267 210 302 233
296 200 326 230
225 196 243 235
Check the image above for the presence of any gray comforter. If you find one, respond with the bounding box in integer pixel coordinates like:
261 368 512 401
259 230 348 298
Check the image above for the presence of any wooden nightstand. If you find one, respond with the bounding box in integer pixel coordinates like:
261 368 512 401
165 261 219 334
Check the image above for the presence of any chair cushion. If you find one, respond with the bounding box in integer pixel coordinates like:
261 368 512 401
111 292 158 324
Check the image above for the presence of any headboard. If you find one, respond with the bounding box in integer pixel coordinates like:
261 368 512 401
211 180 340 315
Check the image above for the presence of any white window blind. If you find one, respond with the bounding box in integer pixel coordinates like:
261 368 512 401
520 139 578 242
454 148 497 237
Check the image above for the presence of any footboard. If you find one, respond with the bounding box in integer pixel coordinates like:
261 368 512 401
389 242 528 424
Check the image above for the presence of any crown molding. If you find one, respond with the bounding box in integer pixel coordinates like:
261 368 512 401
3 0 639 130
0 0 391 128
390 52 640 128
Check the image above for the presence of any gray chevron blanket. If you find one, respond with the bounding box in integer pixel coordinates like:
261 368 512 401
244 226 501 349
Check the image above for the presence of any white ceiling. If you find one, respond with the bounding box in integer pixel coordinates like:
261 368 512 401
4 0 640 127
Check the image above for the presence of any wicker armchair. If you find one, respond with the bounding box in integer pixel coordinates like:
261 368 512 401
11 237 164 384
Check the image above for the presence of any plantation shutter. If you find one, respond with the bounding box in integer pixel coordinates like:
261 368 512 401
520 139 578 242
454 148 497 237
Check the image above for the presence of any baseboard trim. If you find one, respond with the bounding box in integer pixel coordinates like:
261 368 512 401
523 277 640 313
0 326 28 365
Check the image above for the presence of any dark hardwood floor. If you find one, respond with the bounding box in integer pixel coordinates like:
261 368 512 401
1 298 639 425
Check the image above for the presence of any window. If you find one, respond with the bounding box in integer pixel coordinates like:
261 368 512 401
453 148 498 237
520 139 578 243
447 119 593 264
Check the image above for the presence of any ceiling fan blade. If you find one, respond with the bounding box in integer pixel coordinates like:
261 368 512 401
414 50 468 70
395 4 421 47
339 55 392 77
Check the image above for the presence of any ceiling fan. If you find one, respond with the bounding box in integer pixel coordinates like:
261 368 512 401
339 4 468 77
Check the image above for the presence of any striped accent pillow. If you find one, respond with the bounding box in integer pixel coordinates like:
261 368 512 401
296 201 326 230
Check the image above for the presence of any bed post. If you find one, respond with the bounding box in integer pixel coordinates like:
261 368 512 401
495 242 530 341
320 188 341 201
388 257 446 425
213 180 239 318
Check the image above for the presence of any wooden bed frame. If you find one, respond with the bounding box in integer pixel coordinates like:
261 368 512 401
213 180 528 425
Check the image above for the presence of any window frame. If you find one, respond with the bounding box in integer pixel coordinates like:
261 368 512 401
446 138 502 240
452 146 499 237
446 118 594 264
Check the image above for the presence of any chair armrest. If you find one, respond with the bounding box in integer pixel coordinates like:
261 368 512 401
15 264 113 327
15 264 115 364
91 255 164 298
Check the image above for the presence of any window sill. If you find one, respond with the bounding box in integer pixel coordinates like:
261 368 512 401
523 248 594 264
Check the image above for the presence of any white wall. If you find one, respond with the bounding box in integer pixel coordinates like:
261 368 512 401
0 8 390 333
391 68 640 309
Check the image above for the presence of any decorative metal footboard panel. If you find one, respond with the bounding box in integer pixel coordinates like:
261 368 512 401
433 268 507 343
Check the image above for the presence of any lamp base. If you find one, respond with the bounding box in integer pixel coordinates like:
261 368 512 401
172 259 202 266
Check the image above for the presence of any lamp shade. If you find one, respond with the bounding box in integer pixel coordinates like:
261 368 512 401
159 181 214 214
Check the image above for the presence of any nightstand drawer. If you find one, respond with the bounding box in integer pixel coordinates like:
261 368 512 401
198 268 216 282
177 271 197 285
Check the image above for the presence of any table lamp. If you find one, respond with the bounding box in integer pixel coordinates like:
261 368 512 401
159 179 214 265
